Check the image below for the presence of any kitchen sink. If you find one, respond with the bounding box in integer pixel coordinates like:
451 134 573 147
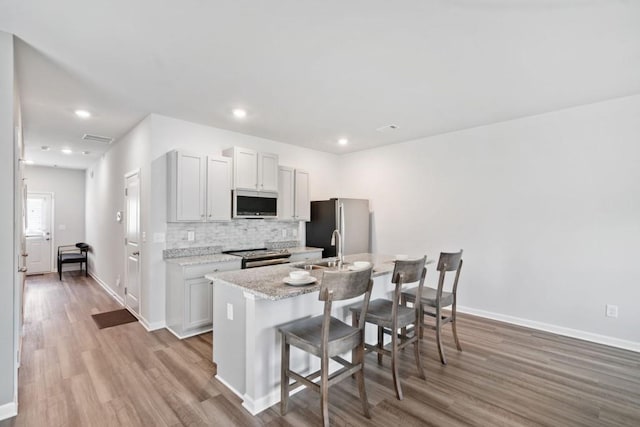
293 260 351 270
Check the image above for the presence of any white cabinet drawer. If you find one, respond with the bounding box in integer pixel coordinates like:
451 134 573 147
183 259 241 279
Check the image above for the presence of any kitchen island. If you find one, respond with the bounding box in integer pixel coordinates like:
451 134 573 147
205 253 398 415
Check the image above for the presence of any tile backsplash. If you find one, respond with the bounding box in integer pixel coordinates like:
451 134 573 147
165 220 300 251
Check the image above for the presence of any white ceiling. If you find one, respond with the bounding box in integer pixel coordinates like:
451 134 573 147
2 0 640 169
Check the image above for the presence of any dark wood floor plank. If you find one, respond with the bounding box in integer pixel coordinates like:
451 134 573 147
1 271 639 426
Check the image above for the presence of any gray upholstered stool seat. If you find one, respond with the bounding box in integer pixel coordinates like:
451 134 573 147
279 315 361 357
403 287 454 308
363 299 417 328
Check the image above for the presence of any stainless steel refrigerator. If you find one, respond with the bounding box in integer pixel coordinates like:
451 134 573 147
305 198 370 257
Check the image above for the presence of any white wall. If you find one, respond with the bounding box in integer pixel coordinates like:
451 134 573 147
339 95 640 346
85 116 152 311
0 30 17 418
24 166 85 269
86 114 340 328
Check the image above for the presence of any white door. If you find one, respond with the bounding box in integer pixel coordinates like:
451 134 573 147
25 193 53 274
124 171 141 317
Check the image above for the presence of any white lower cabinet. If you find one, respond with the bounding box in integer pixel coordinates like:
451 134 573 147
184 277 213 330
166 259 241 338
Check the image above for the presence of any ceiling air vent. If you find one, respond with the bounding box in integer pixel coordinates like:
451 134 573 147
82 133 114 144
376 124 399 132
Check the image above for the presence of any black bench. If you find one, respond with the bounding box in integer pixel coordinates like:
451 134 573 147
58 243 89 280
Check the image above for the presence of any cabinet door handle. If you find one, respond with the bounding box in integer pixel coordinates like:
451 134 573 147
18 266 27 273
132 251 140 256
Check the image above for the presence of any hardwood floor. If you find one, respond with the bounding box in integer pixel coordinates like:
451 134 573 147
1 272 639 426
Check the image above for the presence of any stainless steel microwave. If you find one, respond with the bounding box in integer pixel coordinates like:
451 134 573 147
233 190 278 218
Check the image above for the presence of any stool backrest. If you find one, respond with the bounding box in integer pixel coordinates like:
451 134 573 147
319 267 373 302
392 256 427 285
392 256 427 327
320 267 374 333
436 250 464 298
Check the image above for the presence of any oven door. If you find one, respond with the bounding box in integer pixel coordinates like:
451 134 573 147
233 190 278 218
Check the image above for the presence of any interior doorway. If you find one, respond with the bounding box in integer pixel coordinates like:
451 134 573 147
124 171 141 317
25 192 53 275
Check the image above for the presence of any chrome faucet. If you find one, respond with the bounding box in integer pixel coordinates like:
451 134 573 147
331 229 343 266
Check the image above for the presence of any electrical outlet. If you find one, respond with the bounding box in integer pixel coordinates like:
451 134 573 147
226 303 234 320
116 275 121 288
606 304 618 318
187 231 195 241
292 228 297 237
282 229 287 237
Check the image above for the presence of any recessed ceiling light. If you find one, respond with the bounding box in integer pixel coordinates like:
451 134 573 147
41 146 50 151
82 151 91 155
232 108 247 119
338 138 349 145
24 160 34 165
61 148 72 154
74 109 91 119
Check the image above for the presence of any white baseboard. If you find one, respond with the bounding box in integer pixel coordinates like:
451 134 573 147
139 317 166 332
0 400 17 421
89 272 124 306
457 305 640 353
89 272 168 333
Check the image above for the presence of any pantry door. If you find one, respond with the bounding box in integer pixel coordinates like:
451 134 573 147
124 171 141 317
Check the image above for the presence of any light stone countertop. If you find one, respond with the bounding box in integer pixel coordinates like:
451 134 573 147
164 246 323 267
164 253 241 266
205 253 398 301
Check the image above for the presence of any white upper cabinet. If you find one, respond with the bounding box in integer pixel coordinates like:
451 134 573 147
206 156 232 221
167 150 231 222
278 166 310 221
168 151 206 221
230 147 258 190
294 169 310 221
223 146 279 192
278 166 294 220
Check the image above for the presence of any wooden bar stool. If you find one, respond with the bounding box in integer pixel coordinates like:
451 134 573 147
350 256 427 400
279 267 374 427
402 250 463 365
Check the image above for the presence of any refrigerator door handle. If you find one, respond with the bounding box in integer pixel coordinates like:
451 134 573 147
339 202 345 248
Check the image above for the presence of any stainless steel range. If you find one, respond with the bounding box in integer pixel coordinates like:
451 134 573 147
224 248 292 269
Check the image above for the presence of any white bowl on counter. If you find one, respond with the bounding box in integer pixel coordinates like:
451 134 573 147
289 270 310 281
350 261 371 270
